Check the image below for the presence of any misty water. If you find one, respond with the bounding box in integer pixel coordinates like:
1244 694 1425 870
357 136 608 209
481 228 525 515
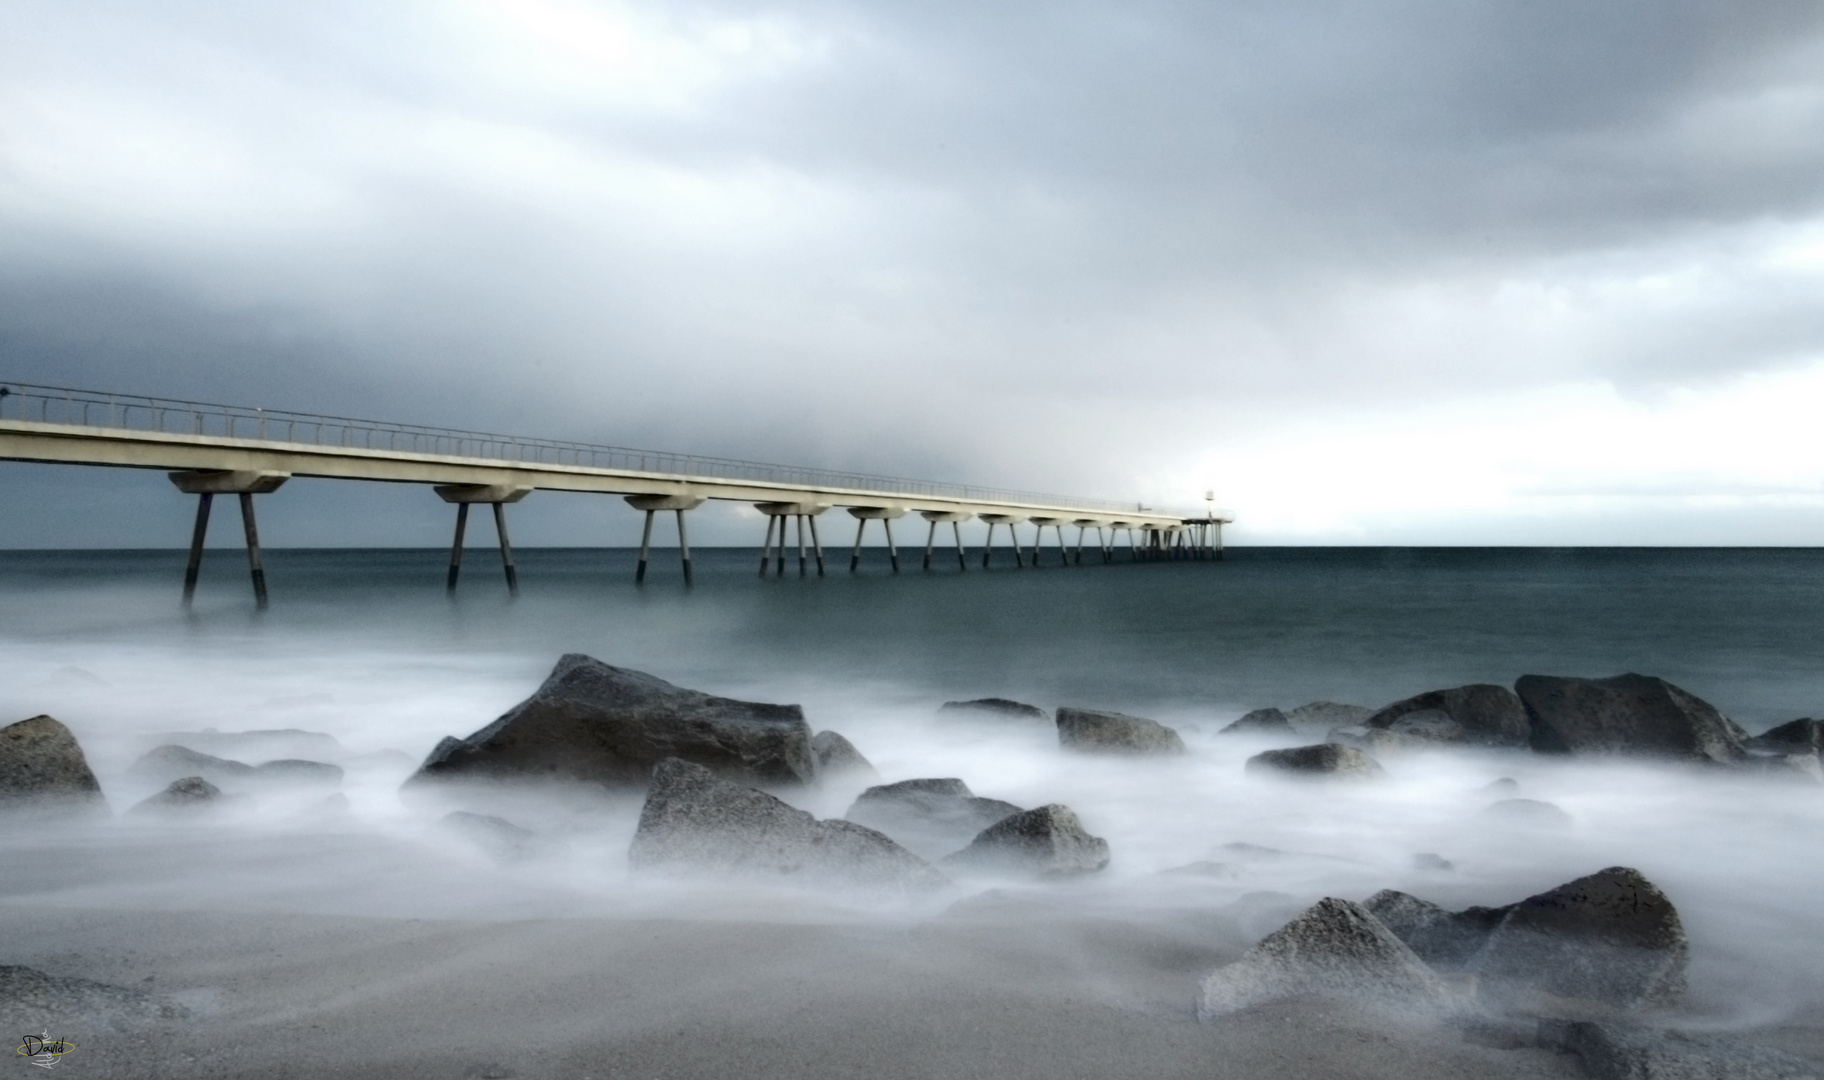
4 546 1824 1026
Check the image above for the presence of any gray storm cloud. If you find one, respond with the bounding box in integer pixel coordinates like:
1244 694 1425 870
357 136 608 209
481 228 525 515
1 0 1822 544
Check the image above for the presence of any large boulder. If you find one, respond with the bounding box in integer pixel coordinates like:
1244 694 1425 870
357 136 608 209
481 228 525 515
1749 718 1824 755
1363 890 1507 969
130 745 344 789
1219 708 1292 736
1196 898 1452 1020
1472 866 1688 1009
409 655 818 790
0 965 192 1033
1285 701 1373 738
1361 685 1531 749
942 804 1110 877
0 716 108 816
1055 707 1186 755
1328 710 1464 754
1245 743 1386 780
129 776 227 815
1515 674 1747 763
628 758 947 892
845 778 1023 861
1538 1020 1819 1080
438 810 539 861
938 698 1049 722
810 731 878 780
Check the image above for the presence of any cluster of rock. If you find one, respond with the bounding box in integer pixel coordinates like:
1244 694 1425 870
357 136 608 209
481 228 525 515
0 965 193 1033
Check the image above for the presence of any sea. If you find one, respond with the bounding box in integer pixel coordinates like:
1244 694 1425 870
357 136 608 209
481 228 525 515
3 545 1823 1021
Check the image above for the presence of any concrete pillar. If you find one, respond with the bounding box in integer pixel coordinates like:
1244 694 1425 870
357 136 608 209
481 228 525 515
795 515 807 577
1216 521 1225 559
884 517 899 573
675 508 693 586
922 520 937 571
636 509 656 584
952 521 967 570
182 492 212 607
623 493 706 585
492 502 519 595
1074 526 1086 566
981 522 996 568
808 513 825 576
447 502 470 592
759 516 777 577
850 517 868 573
239 493 269 609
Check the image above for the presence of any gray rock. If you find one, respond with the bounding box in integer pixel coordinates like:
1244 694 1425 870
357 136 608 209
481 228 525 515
1285 701 1374 737
1750 717 1824 755
251 759 344 786
811 730 878 779
130 776 226 814
1362 685 1531 749
409 655 818 790
1196 898 1452 1020
0 715 108 816
1245 743 1386 780
629 758 947 892
938 698 1050 722
1482 798 1574 828
1219 708 1291 736
845 778 1024 861
148 727 343 762
1538 1019 1820 1080
439 810 538 860
0 965 193 1033
1055 707 1186 755
1742 749 1824 782
942 804 1110 877
1516 673 1747 763
1329 711 1463 754
131 745 343 789
1363 889 1506 968
1473 866 1689 1009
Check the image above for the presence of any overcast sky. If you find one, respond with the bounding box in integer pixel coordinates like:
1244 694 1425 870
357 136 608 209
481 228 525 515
3 0 1823 547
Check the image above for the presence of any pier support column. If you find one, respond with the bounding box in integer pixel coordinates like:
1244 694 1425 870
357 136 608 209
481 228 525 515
753 501 829 580
808 514 825 576
759 516 777 577
170 470 289 608
982 522 996 568
845 506 907 574
437 484 533 594
622 494 706 585
922 520 936 571
953 521 967 570
850 517 868 573
920 511 971 572
884 517 900 573
447 503 469 591
492 503 519 595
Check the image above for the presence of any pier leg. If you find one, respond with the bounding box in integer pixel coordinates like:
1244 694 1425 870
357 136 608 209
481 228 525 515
1216 521 1224 559
796 515 807 577
1075 526 1085 566
675 509 693 586
447 503 470 592
238 493 269 610
182 492 213 606
923 520 936 571
636 509 655 584
759 516 776 577
884 518 899 573
809 514 825 576
982 522 995 568
1098 527 1108 564
953 521 967 571
1056 525 1068 567
850 518 866 573
493 502 519 595
1013 525 1026 568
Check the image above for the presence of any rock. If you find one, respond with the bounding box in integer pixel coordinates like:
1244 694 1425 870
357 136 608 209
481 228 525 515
942 804 1110 877
409 655 818 790
844 778 1024 861
1329 710 1464 754
1196 898 1452 1020
628 758 947 892
1538 1019 1819 1080
1473 866 1688 1009
1362 890 1506 968
1742 749 1824 782
1515 673 1747 763
1482 777 1520 796
1245 743 1386 780
0 715 108 816
1362 685 1531 749
0 965 192 1033
938 698 1050 722
1750 718 1824 755
131 745 343 789
130 776 227 814
811 731 878 780
1481 798 1573 828
439 811 538 860
1054 707 1186 755
251 759 344 786
1219 708 1292 736
1285 701 1374 737
149 728 343 762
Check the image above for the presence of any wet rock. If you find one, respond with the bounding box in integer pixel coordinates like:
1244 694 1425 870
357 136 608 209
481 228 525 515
1482 798 1573 828
845 778 1023 861
130 776 227 814
1055 707 1186 755
131 745 343 789
629 758 947 892
440 811 538 860
1474 866 1689 1009
1516 673 1747 763
1329 710 1464 754
811 731 878 780
1245 743 1386 780
0 965 193 1033
1363 890 1506 968
942 804 1110 877
409 655 818 790
0 715 108 816
1196 898 1452 1020
1285 701 1374 737
1219 708 1291 736
1749 717 1824 755
149 727 343 762
1538 1019 1818 1080
938 698 1049 722
1362 685 1531 749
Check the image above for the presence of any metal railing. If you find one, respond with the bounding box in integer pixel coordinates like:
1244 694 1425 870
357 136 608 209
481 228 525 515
0 381 1165 515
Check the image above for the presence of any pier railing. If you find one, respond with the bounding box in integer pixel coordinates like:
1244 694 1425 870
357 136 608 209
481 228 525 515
0 382 1156 515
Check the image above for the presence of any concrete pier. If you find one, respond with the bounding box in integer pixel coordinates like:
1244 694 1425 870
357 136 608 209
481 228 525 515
624 494 706 585
438 484 532 593
169 469 288 607
847 506 906 573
